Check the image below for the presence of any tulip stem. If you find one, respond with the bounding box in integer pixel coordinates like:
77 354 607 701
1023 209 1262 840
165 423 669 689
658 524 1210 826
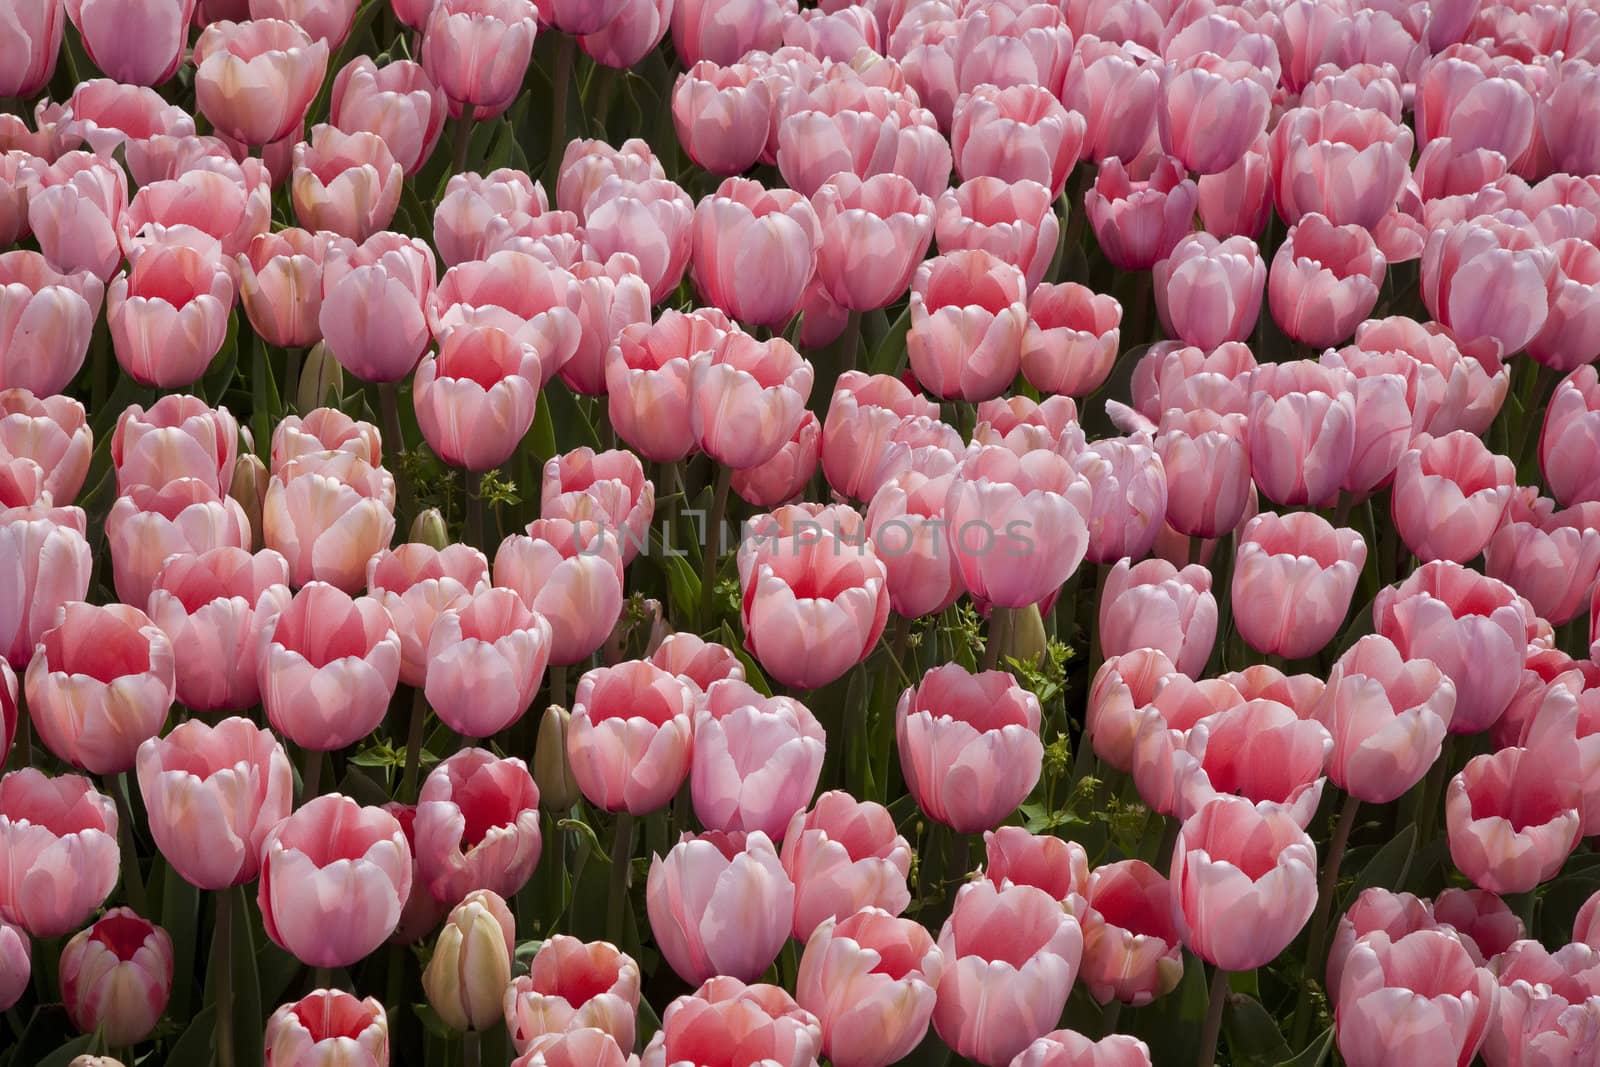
1100 998 1122 1037
1196 965 1230 1067
1292 792 1360 1048
400 686 429 803
465 468 486 549
463 1031 481 1067
1155 816 1181 872
700 465 733 627
550 664 568 710
284 347 303 412
982 607 1014 671
300 747 323 801
549 35 576 180
452 106 475 175
216 889 235 1067
839 309 863 373
109 774 149 916
607 813 635 946
378 381 412 520
315 967 334 990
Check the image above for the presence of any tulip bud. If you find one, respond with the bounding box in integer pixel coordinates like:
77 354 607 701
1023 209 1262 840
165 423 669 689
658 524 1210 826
409 507 450 551
229 454 268 551
296 341 344 413
60 909 174 1048
535 705 580 811
1006 604 1048 668
423 889 514 1033
642 599 668 656
69 1058 126 1067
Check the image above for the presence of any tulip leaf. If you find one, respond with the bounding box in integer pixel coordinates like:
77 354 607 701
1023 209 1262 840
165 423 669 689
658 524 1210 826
867 305 913 375
201 310 243 407
651 548 701 633
636 994 663 1053
1345 822 1416 906
30 1035 93 1067
1276 1027 1335 1067
159 860 202 1023
202 885 264 1067
1223 991 1292 1065
717 621 770 696
164 1005 218 1066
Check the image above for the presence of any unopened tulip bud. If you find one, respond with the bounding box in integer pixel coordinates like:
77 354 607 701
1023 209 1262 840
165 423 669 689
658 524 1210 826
229 454 267 551
423 889 515 1033
535 706 580 811
296 341 344 413
410 508 449 551
60 909 174 1048
1006 604 1047 668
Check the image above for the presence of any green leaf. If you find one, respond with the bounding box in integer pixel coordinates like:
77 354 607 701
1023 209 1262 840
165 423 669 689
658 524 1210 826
718 621 769 695
651 547 701 633
1224 991 1292 1066
159 860 202 1022
1346 822 1417 905
31 1035 93 1067
202 311 242 407
1276 1027 1335 1067
164 1005 219 1066
867 305 912 375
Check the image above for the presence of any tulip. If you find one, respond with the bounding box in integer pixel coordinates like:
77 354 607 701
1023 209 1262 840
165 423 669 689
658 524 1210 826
0 251 104 396
262 451 397 592
258 582 401 752
194 19 329 147
934 178 1058 292
649 633 744 695
691 178 818 329
423 889 514 1033
733 411 820 509
365 543 487 687
933 880 1083 1067
1127 672 1256 818
1075 436 1167 566
1084 156 1197 272
781 791 911 941
412 324 542 473
1197 135 1273 240
647 830 795 985
413 748 542 907
290 126 403 242
236 229 332 351
107 244 234 389
1336 930 1496 1067
949 85 1082 201
28 153 126 282
1268 102 1414 230
541 449 652 562
329 57 446 176
1232 511 1366 661
691 679 824 840
907 249 1028 401
673 62 775 177
774 83 951 200
982 825 1088 902
494 521 625 666
258 794 412 967
1060 34 1160 165
59 909 172 1048
505 936 640 1055
1486 500 1600 626
432 168 547 267
112 394 240 498
65 0 192 84
271 409 379 473
1541 365 1600 506
1086 649 1178 773
1158 53 1271 175
567 660 695 815
1013 1031 1154 1067
640 976 820 1067
670 0 794 65
1421 215 1558 357
0 921 27 1013
0 506 92 671
583 177 695 305
1270 214 1386 349
820 370 945 503
0 769 120 938
106 479 252 608
0 391 89 507
1076 860 1183 1008
1122 340 1257 427
1172 795 1318 973
556 139 663 222
1152 409 1250 543
1098 559 1215 678
420 0 538 118
1483 946 1600 1067
866 453 965 620
1153 233 1266 354
1326 889 1443 1002
1019 283 1121 399
429 249 580 385
605 308 726 463
1172 698 1334 829
117 159 272 266
425 590 551 738
1434 887 1524 962
265 990 389 1066
1247 360 1358 508
549 255 647 398
796 908 943 1067
689 333 813 470
811 172 934 314
0 0 65 98
249 0 362 47
1392 431 1515 564
1447 742 1582 895
320 231 436 384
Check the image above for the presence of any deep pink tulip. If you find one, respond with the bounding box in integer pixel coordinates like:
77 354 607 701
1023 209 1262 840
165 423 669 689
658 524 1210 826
366 542 488 687
866 452 965 620
1170 795 1318 971
413 747 541 906
266 990 390 1066
1075 436 1167 565
1074 859 1182 1009
59 909 173 1047
107 244 234 389
1098 559 1215 678
671 0 796 67
820 370 944 502
494 520 625 666
425 589 551 738
1422 215 1558 357
690 679 823 840
648 830 795 985
1393 431 1515 563
582 177 694 305
1232 511 1366 660
290 125 402 242
106 479 251 609
933 880 1084 1067
329 57 445 176
118 158 272 264
556 139 663 222
429 249 579 384
605 308 727 463
689 333 813 470
1541 366 1600 506
420 0 538 118
194 19 329 147
640 976 819 1067
796 908 944 1067
950 84 1082 199
0 251 103 396
934 178 1058 292
908 250 1027 401
28 152 126 282
781 791 911 942
983 825 1088 903
0 920 26 1013
1336 929 1496 1067
1085 156 1197 272
1435 887 1525 962
112 394 239 498
691 178 819 329
1158 53 1270 175
432 168 548 267
811 172 934 313
135 716 290 890
1020 283 1121 398
0 391 90 505
1247 360 1358 508
541 449 653 564
1270 214 1386 349
1197 135 1273 240
0 506 92 671
1153 233 1265 353
733 411 821 509
0 769 120 938
236 228 332 350
0 0 65 98
262 451 396 592
1268 102 1414 230
897 663 1043 833
257 581 401 751
673 61 774 177
504 936 640 1055
567 660 695 815
318 231 435 384
1447 741 1581 895
413 324 541 472
259 793 412 967
1487 500 1600 626
26 602 175 776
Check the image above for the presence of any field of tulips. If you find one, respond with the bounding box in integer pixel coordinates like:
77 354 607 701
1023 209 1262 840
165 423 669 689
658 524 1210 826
7 0 1600 1065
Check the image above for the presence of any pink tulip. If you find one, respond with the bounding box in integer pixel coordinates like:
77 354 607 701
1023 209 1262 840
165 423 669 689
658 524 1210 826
1576 888 1600 948
1061 35 1161 165
567 660 695 815
577 0 668 68
28 152 126 282
271 408 380 472
425 588 551 737
649 633 743 695
1327 889 1443 1002
811 172 934 313
933 880 1084 1067
1393 431 1515 564
781 791 911 942
897 663 1043 833
1335 929 1496 1067
691 178 818 329
505 936 639 1055
1170 697 1333 828
983 826 1088 902
1075 436 1167 566
412 324 542 473
318 231 436 383
1246 360 1359 508
290 125 403 242
1197 135 1272 240
0 391 89 506
775 83 951 200
1526 238 1600 372
689 332 813 470
1447 741 1582 895
1017 283 1121 398
866 452 965 619
1075 860 1182 1009
420 0 538 118
648 830 795 985
556 139 663 222
494 520 625 666
60 909 173 1047
1097 558 1214 678
329 57 445 176
1153 232 1266 353
62 0 192 85
582 177 694 305
950 84 1082 199
691 679 824 840
0 251 103 396
194 19 328 147
1270 214 1386 349
1421 215 1558 357
796 908 943 1067
1344 315 1509 438
1416 52 1536 168
366 542 488 687
0 661 13 766
1541 365 1600 506
118 158 272 264
107 244 234 389
1232 511 1366 661
1147 412 1248 547
1171 795 1318 972
1435 888 1524 961
249 0 364 46
263 451 396 591
1119 339 1256 428
258 581 401 751
112 395 239 498
0 920 26 1013
1487 500 1600 626
934 178 1058 292
733 411 821 509
605 308 726 463
259 794 412 967
1013 1031 1153 1067
1128 677 1249 813
1482 941 1600 1067
1158 54 1270 176
1084 156 1197 272
0 0 65 98
412 748 541 908
908 249 1028 401
0 769 120 938
428 251 581 387
106 479 251 608
266 990 390 1066
673 61 774 177
26 602 175 776
820 370 944 502
1268 102 1414 230
432 168 548 267
671 0 796 67
0 506 92 671
541 449 653 564
0 151 42 255
236 229 332 350
640 976 819 1067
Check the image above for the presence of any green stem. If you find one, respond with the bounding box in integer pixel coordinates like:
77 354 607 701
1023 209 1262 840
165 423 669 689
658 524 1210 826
400 686 429 803
700 465 733 626
314 967 334 990
284 347 303 412
1292 792 1360 1047
1155 816 1181 872
463 1030 482 1067
452 106 475 174
465 467 485 549
1101 998 1122 1038
378 381 411 520
216 889 235 1067
300 747 323 802
607 813 635 946
1197 965 1230 1067
1085 562 1109 682
839 309 863 373
548 35 576 179
550 664 568 710
109 774 148 916
982 606 1014 671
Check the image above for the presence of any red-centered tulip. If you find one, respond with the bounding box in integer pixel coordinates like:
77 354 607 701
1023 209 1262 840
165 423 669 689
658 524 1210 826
0 505 92 671
866 450 965 620
1393 431 1515 564
148 546 290 712
330 57 446 176
1422 214 1558 357
0 251 103 397
950 84 1082 199
907 248 1028 400
1158 53 1270 176
320 231 436 383
28 152 126 282
60 909 173 1048
1098 558 1215 678
367 542 488 687
420 0 537 118
983 825 1088 902
567 660 695 815
266 989 390 1067
494 521 625 667
606 308 728 463
0 920 26 1013
259 794 411 967
1447 741 1582 895
428 249 579 384
236 228 332 350
1154 409 1250 542
1012 1030 1154 1067
673 61 774 177
413 324 541 473
541 449 653 564
897 663 1043 833
689 332 813 470
691 177 819 329
1232 511 1366 661
639 976 820 1067
582 177 694 305
1153 232 1266 353
0 391 90 506
107 244 234 389
26 602 175 776
0 0 65 99
1075 436 1167 566
1488 501 1600 626
1541 365 1600 506
1084 155 1197 272
432 168 548 267
1197 134 1273 240
1268 102 1414 230
934 178 1058 292
811 172 934 313
425 588 551 738
933 880 1084 1067
1170 795 1318 972
691 679 823 840
556 139 663 222
504 936 640 1055
117 160 272 264
106 479 251 608
781 790 911 942
1019 282 1121 399
0 769 119 938
193 19 328 147
796 908 944 1067
414 748 541 906
733 410 820 509
649 633 743 695
1327 889 1442 1003
1336 929 1497 1067
821 370 945 502
290 126 402 242
257 581 401 752
136 715 290 890
1270 213 1386 349
647 830 795 985
1075 860 1182 1008
1247 360 1358 508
